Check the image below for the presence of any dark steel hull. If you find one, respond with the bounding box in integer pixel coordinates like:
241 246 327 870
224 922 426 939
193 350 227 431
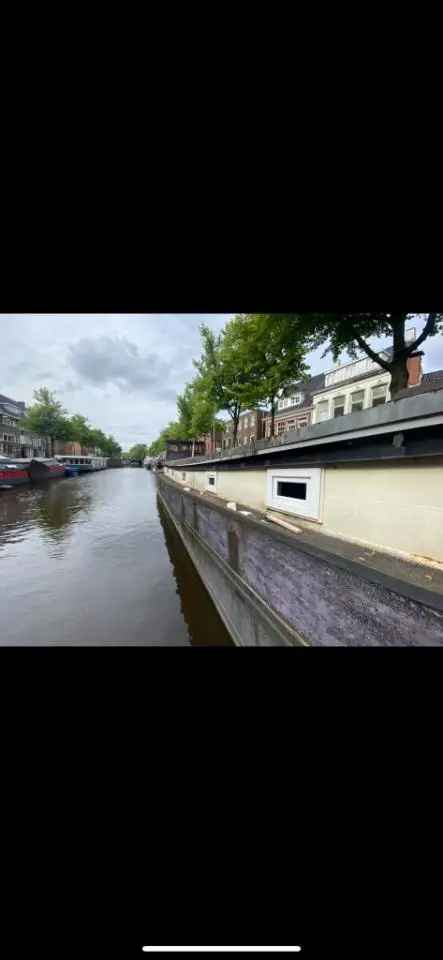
28 459 65 481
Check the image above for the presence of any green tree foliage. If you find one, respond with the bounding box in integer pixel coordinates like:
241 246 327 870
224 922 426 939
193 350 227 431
69 414 94 449
194 321 254 446
22 387 122 458
220 314 309 437
176 377 221 441
146 419 189 457
22 387 71 455
271 313 443 400
128 444 147 462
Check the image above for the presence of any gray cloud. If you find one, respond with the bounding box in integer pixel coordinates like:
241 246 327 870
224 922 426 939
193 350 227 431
68 336 177 398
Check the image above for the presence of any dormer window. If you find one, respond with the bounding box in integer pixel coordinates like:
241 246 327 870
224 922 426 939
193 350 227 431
277 393 304 411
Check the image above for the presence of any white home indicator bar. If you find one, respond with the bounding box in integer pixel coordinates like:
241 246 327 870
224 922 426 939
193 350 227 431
142 949 302 954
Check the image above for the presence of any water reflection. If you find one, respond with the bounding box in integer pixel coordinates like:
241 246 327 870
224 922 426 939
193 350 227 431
0 470 232 645
157 495 232 646
36 482 92 543
0 479 92 552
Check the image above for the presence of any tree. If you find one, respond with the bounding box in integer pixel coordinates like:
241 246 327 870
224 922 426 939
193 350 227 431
176 385 195 439
22 387 71 456
194 321 253 446
146 420 188 457
178 377 222 454
128 444 147 462
69 414 94 451
220 314 309 438
271 313 443 400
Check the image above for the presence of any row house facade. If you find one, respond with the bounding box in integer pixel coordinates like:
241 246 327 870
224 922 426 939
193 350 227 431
264 372 326 438
0 393 46 458
223 408 268 450
311 350 423 424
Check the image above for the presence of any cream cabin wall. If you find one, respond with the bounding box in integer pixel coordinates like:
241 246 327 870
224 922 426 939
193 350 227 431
165 460 443 564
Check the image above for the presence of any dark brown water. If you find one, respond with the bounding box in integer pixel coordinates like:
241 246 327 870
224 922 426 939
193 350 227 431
0 468 232 645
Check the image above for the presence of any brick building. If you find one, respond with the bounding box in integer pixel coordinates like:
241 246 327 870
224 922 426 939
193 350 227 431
223 408 268 450
264 373 326 439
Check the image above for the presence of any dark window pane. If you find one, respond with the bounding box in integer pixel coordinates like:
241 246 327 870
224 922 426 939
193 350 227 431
209 476 215 485
334 406 345 418
276 481 307 500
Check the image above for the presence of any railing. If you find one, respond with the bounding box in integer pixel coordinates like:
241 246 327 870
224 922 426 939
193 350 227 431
165 428 309 466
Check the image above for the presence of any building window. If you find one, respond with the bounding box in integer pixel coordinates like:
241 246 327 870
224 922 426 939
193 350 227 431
207 472 216 491
371 384 388 407
298 418 308 429
351 390 365 414
316 400 329 422
182 472 186 481
267 467 322 521
277 421 286 435
333 395 346 418
286 420 296 432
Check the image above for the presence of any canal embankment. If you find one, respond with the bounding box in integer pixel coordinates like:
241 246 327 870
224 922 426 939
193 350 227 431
158 394 443 645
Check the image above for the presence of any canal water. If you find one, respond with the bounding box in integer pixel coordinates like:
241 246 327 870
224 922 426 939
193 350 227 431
0 468 232 645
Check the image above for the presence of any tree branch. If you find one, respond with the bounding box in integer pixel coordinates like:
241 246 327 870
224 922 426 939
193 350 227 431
406 313 438 354
354 335 392 372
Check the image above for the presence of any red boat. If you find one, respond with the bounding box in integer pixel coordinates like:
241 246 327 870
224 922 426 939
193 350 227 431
28 458 65 481
0 457 31 488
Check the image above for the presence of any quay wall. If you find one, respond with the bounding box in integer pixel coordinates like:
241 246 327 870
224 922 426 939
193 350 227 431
157 474 443 647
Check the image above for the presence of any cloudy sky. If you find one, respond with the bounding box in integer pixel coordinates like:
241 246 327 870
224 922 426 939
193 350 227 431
2 314 442 450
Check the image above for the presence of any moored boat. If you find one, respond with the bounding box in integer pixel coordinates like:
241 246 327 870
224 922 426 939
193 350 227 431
55 455 108 473
0 456 31 488
28 458 65 481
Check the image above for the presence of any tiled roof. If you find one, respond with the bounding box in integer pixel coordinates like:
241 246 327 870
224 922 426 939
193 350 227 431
395 370 443 400
275 372 326 413
0 394 25 408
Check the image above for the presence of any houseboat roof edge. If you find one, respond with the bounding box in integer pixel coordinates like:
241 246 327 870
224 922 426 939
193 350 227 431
165 391 443 469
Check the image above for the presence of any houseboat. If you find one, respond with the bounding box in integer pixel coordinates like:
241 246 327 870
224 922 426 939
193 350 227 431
0 456 31 488
55 455 108 473
28 458 65 481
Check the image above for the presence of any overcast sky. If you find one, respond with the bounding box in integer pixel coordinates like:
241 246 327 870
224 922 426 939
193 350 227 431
2 314 442 450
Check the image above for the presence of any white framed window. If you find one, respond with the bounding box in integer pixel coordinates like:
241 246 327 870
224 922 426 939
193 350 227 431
286 419 296 431
267 467 323 521
351 389 365 413
277 421 286 435
316 400 329 422
207 472 217 491
333 395 346 418
371 384 388 407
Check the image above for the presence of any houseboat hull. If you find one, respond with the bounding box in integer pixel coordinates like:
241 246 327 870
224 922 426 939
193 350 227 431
0 458 31 488
28 458 65 481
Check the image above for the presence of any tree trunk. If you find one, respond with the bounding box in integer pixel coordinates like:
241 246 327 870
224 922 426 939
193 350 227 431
233 414 239 446
389 357 410 400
